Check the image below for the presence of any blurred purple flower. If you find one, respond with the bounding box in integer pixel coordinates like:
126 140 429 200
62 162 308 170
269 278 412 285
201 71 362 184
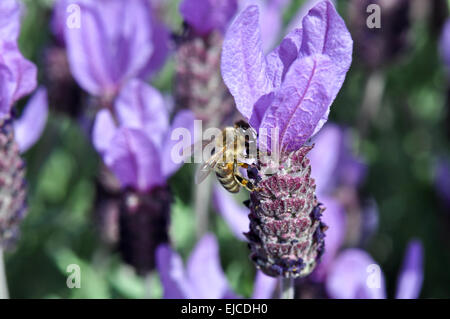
435 159 450 209
308 123 367 196
221 1 353 152
395 240 424 299
326 240 424 299
440 20 450 71
239 0 290 53
56 0 170 97
311 196 347 281
14 87 49 153
0 0 37 120
213 183 249 241
156 233 277 299
180 0 238 36
92 79 195 192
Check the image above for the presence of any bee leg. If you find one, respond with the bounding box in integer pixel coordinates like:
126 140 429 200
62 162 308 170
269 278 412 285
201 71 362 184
237 162 261 184
233 161 257 192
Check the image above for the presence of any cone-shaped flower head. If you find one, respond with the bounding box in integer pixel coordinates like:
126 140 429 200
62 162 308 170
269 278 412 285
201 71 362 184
0 116 26 248
221 1 352 278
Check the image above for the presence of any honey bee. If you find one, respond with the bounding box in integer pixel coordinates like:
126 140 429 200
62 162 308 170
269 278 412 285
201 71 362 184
195 121 259 193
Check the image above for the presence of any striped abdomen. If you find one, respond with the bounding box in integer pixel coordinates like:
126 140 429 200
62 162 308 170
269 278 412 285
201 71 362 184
216 163 240 193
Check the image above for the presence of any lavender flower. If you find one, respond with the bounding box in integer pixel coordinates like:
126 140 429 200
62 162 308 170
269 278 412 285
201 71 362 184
92 79 194 274
326 240 424 299
0 0 48 248
176 0 238 126
58 0 170 98
220 1 352 278
156 233 277 299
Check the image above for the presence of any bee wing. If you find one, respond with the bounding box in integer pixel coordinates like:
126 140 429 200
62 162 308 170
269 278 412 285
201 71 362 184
194 148 226 184
182 138 215 161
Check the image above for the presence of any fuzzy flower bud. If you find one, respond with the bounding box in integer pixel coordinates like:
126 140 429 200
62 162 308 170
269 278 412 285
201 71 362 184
246 146 326 278
0 116 27 248
175 31 235 126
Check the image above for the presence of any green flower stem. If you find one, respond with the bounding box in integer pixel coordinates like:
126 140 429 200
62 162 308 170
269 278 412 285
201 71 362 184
280 277 294 299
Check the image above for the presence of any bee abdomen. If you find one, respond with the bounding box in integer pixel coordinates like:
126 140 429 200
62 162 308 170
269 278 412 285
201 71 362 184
216 172 240 193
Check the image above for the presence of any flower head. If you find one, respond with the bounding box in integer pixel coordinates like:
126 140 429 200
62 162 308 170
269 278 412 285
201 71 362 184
57 0 170 97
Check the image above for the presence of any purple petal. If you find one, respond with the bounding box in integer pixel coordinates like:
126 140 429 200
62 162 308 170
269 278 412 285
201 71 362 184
114 79 169 147
286 0 336 34
265 31 302 88
252 271 277 299
395 240 424 299
104 128 163 192
308 123 342 195
312 196 346 281
180 0 238 35
259 54 337 152
187 233 231 299
161 109 195 179
64 0 154 96
298 0 353 134
440 19 450 71
221 5 273 120
92 109 117 155
14 87 48 153
326 249 386 299
0 43 38 111
139 16 170 78
240 0 287 53
249 92 274 131
156 244 193 299
337 130 367 188
64 1 115 96
0 0 21 42
212 184 249 241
